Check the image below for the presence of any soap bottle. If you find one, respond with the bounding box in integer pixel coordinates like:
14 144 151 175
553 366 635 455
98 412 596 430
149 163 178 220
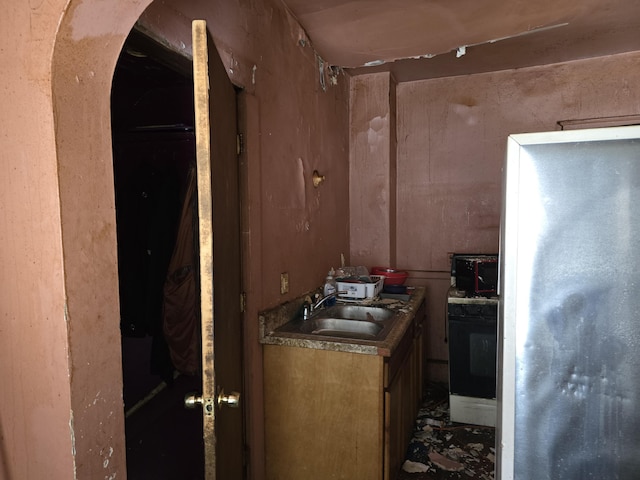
323 268 337 306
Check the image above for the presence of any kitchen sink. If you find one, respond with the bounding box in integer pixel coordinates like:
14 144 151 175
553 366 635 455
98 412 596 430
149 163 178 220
315 305 395 322
298 318 383 338
274 303 397 341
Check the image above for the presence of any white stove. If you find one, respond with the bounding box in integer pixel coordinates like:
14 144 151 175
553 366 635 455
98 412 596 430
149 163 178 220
447 293 498 427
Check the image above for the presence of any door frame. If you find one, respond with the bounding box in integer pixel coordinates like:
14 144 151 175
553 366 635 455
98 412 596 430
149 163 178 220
192 19 245 478
51 2 249 477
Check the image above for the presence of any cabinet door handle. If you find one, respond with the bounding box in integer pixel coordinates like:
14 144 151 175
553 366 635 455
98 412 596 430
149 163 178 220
414 324 423 337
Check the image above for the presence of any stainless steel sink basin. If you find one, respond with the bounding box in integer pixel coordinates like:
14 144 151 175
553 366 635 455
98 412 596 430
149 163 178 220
299 318 383 338
274 303 397 341
315 305 395 322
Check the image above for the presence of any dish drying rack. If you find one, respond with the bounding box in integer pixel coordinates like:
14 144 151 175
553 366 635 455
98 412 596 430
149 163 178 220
336 275 385 300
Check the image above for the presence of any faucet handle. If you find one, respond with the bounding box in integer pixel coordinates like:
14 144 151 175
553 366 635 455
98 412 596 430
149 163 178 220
301 299 313 320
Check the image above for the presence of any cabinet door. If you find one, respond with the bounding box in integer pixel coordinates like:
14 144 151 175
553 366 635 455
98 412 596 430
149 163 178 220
386 301 426 480
265 345 384 480
413 305 425 416
385 344 415 480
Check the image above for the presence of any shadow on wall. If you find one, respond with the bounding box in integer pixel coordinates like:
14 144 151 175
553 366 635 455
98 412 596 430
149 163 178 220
0 415 13 479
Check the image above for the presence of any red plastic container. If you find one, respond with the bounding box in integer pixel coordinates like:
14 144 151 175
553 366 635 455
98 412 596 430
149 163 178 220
370 267 409 285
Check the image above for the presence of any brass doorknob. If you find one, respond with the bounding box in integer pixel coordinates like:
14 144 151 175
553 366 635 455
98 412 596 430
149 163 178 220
184 390 240 410
184 392 204 409
217 388 240 408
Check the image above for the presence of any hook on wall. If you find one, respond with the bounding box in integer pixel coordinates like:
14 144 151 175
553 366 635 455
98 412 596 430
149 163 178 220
312 170 326 188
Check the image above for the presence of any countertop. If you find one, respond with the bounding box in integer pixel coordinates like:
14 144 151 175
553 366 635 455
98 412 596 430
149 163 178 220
258 286 425 357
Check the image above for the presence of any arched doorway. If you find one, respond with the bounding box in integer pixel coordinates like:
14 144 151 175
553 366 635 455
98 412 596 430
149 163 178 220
51 1 157 477
52 3 246 477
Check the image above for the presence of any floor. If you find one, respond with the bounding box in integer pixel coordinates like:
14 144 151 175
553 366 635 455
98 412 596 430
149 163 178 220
398 383 496 480
124 378 494 480
124 373 204 480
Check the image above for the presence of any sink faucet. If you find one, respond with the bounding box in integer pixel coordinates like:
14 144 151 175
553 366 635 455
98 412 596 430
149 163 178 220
302 291 346 320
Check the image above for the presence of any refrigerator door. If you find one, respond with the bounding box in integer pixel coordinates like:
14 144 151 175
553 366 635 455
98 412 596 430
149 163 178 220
498 125 640 480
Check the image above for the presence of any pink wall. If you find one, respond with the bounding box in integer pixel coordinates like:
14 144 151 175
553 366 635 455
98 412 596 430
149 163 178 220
138 0 351 302
3 0 640 477
0 1 77 478
347 52 640 382
2 0 349 479
349 73 398 268
394 51 640 379
136 4 350 477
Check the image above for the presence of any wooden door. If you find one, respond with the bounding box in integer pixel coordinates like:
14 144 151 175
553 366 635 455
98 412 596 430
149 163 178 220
192 19 244 479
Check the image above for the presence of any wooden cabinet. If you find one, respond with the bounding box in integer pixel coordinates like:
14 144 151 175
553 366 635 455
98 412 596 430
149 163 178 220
385 299 425 479
264 301 425 480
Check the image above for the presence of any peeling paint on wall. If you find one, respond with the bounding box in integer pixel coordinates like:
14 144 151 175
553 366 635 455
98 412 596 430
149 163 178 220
328 65 342 86
365 114 388 153
451 103 479 126
101 445 113 468
369 115 387 132
69 411 77 478
90 390 102 406
297 29 309 48
228 53 240 77
295 219 311 232
295 157 306 209
317 55 326 92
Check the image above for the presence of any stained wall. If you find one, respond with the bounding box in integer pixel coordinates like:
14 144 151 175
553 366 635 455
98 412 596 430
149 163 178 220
393 51 640 379
2 0 349 479
0 0 84 478
349 73 397 268
4 0 640 478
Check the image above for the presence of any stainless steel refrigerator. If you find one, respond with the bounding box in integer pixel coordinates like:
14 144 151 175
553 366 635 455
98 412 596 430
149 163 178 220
498 125 640 480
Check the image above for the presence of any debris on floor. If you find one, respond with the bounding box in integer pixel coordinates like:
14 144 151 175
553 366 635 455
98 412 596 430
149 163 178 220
402 460 430 473
397 383 496 480
427 451 465 472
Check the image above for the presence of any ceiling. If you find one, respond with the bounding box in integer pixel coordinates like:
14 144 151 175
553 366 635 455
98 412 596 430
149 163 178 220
280 0 640 82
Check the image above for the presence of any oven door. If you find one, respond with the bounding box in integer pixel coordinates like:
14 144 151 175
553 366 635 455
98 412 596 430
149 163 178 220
448 312 497 399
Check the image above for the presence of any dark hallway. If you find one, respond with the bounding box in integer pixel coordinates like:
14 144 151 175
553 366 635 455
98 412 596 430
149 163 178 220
124 373 204 480
112 27 204 479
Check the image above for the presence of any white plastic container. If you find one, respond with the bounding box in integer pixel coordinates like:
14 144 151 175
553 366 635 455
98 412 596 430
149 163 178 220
336 275 384 299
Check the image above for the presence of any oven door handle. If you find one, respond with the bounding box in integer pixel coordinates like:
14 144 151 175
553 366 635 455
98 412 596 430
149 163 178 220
444 299 449 343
